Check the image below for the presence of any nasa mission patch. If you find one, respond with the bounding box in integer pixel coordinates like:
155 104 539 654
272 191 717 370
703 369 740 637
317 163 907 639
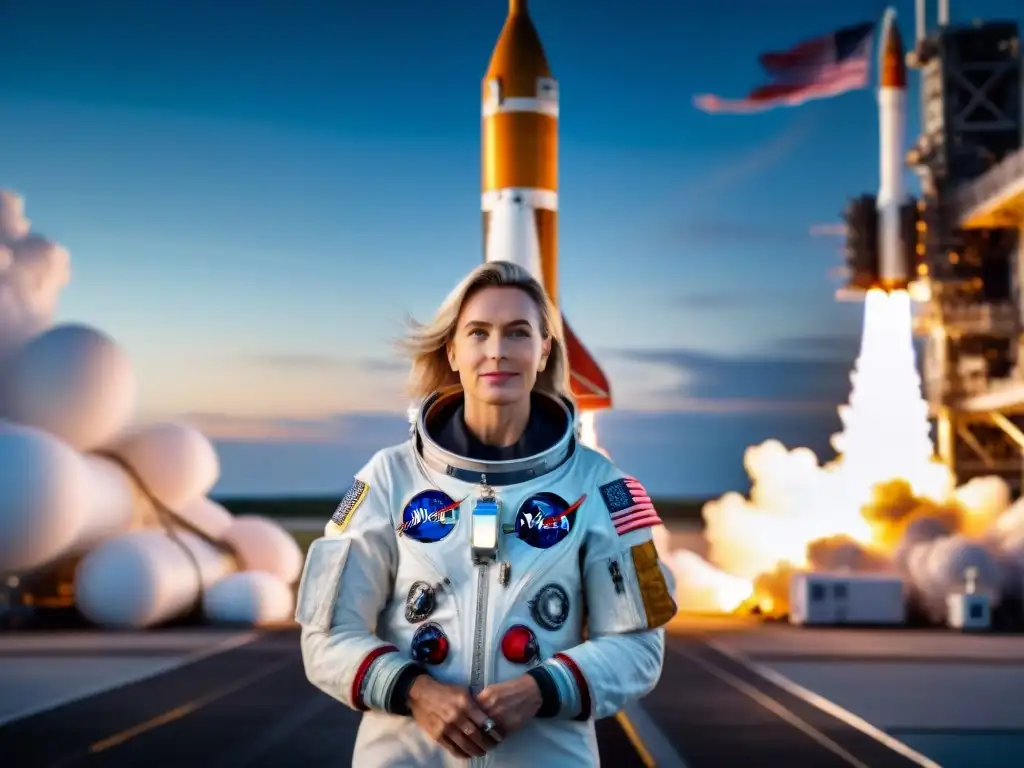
513 492 584 550
398 489 461 543
327 479 369 534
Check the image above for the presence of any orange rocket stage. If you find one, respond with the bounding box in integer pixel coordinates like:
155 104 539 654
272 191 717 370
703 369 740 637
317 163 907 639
481 0 612 412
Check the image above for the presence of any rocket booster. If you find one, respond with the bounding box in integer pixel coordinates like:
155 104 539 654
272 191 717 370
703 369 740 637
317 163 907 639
837 9 918 301
876 7 909 291
482 0 611 411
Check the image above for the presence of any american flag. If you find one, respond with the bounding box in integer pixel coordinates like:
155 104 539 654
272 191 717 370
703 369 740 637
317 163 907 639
694 21 875 114
599 477 663 536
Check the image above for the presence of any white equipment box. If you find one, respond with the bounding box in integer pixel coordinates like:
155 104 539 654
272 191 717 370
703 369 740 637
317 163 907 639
946 567 992 631
789 571 906 626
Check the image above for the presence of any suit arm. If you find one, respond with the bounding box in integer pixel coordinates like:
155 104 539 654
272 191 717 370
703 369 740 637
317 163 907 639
528 474 677 721
295 455 426 715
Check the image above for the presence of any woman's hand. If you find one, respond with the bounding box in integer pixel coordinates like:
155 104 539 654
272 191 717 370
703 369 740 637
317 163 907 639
407 676 501 759
476 675 543 736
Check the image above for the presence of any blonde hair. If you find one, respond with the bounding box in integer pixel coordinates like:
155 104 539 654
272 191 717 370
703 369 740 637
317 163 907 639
398 261 571 402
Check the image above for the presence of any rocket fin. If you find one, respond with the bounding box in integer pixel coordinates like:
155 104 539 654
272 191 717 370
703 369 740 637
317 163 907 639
561 315 611 411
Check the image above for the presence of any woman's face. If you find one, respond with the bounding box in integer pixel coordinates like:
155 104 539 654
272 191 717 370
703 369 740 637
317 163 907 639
449 286 551 407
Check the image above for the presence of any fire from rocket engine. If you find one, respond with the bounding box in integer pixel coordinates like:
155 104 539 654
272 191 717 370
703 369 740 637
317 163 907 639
578 8 1021 623
583 288 1024 624
697 288 1022 621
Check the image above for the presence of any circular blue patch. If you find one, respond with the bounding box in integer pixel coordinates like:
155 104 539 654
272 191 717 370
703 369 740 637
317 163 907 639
399 490 460 543
515 492 577 549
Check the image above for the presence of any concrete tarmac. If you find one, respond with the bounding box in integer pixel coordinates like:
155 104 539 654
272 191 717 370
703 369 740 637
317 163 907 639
0 625 933 768
0 630 651 767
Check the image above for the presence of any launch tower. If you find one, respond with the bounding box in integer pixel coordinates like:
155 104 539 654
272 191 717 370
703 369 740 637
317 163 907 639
906 1 1024 491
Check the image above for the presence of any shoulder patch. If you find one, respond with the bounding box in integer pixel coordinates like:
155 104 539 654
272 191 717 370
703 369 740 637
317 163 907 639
327 479 369 534
598 476 662 536
631 540 677 628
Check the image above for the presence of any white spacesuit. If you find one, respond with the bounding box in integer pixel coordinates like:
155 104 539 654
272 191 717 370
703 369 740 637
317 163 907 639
296 389 677 767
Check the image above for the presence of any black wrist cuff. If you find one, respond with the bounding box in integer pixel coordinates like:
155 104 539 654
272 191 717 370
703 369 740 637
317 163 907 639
527 666 562 718
386 664 429 716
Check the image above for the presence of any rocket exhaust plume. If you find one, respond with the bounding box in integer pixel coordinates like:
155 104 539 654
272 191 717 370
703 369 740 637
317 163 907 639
671 286 1023 621
831 290 949 500
653 9 1024 621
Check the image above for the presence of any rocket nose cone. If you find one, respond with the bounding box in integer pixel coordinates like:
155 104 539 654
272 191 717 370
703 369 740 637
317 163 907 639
880 10 907 89
484 1 553 98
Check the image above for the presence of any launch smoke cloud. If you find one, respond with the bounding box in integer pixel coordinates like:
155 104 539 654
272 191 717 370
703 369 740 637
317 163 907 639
0 190 70 362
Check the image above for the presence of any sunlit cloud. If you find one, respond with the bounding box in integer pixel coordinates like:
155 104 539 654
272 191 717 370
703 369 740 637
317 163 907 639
810 222 847 237
140 336 858 430
604 342 855 414
677 114 817 200
139 353 411 421
178 412 340 442
178 411 414 445
243 353 406 373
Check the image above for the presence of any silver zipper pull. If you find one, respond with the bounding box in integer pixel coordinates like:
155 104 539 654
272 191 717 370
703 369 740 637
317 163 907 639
470 480 500 564
499 561 511 586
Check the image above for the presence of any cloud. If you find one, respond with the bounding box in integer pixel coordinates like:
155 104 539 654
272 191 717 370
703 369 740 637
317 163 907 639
205 408 846 499
0 190 71 359
810 222 847 237
679 114 816 200
669 116 821 247
609 344 855 412
243 354 406 374
177 332 863 464
770 333 861 361
591 407 843 497
670 288 832 312
670 219 814 247
178 410 413 444
181 337 861 432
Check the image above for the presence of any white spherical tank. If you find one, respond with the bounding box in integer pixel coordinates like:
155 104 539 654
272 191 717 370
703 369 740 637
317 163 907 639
75 529 233 629
4 324 136 452
221 515 304 584
0 421 90 572
111 422 219 511
204 571 295 625
73 454 141 553
176 496 235 541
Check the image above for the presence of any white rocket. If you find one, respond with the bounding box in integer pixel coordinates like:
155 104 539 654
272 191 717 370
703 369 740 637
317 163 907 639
877 7 909 291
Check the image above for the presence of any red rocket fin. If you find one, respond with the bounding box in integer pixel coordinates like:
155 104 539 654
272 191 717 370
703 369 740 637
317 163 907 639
561 314 612 411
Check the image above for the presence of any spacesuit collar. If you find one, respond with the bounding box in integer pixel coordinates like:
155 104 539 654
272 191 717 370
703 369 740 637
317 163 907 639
414 388 576 486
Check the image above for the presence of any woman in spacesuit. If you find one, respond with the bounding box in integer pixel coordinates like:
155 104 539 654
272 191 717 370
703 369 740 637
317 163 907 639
295 260 677 767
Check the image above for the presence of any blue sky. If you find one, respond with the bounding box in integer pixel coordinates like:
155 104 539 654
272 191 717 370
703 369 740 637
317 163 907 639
1 0 1020 498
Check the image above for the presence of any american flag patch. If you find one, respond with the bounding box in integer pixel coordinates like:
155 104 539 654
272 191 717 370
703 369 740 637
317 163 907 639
599 477 662 536
329 479 369 533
